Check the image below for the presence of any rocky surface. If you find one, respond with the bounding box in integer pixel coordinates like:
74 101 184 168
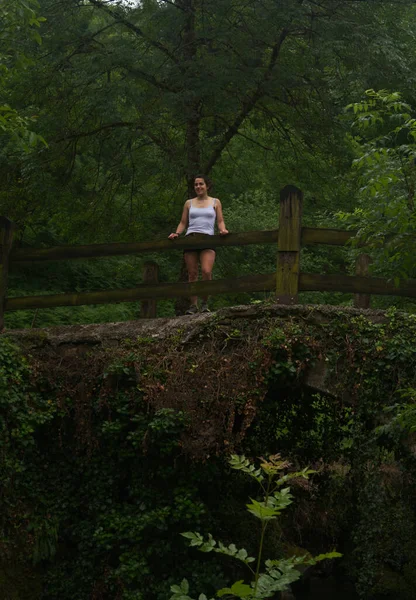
1 303 386 350
1 303 389 398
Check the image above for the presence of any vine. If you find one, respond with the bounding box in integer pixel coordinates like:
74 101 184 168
2 307 416 598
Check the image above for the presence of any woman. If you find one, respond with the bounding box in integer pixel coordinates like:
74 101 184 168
168 175 229 314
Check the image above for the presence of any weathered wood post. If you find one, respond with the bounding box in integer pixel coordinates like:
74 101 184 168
276 185 303 304
354 253 372 309
0 217 16 331
140 261 159 318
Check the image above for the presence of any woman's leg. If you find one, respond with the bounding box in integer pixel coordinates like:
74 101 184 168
200 249 216 305
184 251 199 308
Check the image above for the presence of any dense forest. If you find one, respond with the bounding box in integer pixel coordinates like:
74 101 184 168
2 1 416 599
3 0 416 326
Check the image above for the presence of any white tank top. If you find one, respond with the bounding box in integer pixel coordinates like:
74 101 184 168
186 198 217 236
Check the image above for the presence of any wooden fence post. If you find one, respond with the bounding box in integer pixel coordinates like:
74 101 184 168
354 253 372 309
140 261 159 318
276 185 303 304
0 217 16 331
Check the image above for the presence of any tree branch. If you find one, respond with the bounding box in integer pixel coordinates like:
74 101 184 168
86 0 181 67
124 66 179 93
236 129 274 151
54 121 134 143
54 120 178 162
204 28 290 174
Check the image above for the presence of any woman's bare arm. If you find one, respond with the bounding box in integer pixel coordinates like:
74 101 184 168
168 200 190 238
215 199 229 234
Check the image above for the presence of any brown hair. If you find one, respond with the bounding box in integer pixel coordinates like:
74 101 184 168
194 174 212 191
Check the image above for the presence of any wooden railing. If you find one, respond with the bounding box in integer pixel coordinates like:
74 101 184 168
1 185 416 329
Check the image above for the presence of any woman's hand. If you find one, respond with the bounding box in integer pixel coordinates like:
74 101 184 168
219 229 229 235
168 232 179 239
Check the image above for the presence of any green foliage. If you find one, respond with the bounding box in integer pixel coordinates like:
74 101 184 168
352 459 416 599
4 255 177 329
3 307 416 598
0 0 46 148
256 310 416 598
180 532 256 566
0 336 55 470
1 0 411 248
339 89 416 280
172 455 340 599
0 334 228 599
3 1 416 324
375 388 416 439
0 335 59 578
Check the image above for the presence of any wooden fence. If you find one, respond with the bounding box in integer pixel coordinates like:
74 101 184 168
1 185 416 329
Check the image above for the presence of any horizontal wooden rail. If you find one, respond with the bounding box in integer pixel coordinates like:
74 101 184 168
302 228 355 246
299 273 416 297
5 274 276 311
8 228 358 263
3 183 416 323
9 230 278 263
5 271 416 312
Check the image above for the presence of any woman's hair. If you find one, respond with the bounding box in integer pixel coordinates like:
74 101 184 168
194 174 212 190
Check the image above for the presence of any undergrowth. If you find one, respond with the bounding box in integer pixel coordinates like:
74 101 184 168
1 308 416 599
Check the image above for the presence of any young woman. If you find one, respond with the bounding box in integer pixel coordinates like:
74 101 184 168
168 175 229 314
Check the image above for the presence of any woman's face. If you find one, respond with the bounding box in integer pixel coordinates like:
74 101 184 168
194 178 208 196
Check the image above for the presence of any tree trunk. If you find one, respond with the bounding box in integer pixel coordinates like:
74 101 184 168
180 0 202 194
178 0 201 309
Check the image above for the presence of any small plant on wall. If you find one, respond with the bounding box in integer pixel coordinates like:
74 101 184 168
170 454 341 600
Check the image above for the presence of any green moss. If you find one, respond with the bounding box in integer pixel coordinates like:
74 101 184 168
2 308 416 599
371 566 414 599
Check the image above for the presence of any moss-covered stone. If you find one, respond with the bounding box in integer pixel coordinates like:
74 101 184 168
1 304 416 599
